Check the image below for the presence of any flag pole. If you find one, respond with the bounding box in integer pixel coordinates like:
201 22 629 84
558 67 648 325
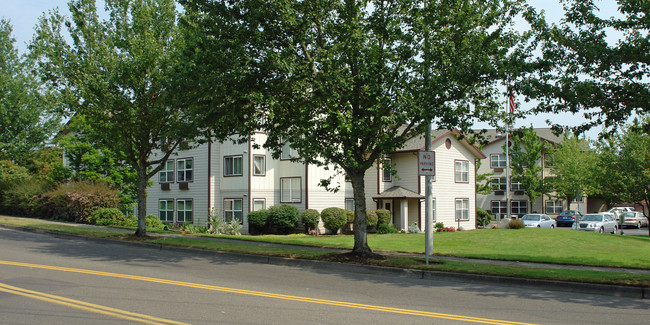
506 91 515 221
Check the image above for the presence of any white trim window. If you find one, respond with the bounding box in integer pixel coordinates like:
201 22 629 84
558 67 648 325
253 155 266 176
159 160 174 183
382 158 392 182
177 199 193 223
511 200 528 216
224 155 243 176
491 176 506 191
177 158 193 182
511 178 524 191
159 200 174 222
345 198 355 212
280 139 297 160
281 177 301 203
491 201 507 217
224 199 243 223
252 199 265 211
546 200 563 214
455 160 469 183
490 154 507 168
455 199 470 221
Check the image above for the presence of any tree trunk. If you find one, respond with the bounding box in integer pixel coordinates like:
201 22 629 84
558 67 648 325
134 168 148 237
349 170 371 255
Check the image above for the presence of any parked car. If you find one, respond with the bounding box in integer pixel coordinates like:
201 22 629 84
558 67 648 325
608 207 635 215
619 211 648 229
556 210 582 227
521 214 556 229
577 213 618 234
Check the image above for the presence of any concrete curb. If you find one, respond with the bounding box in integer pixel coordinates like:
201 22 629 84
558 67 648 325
9 225 647 300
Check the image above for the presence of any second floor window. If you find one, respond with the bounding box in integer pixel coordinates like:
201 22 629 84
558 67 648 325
455 160 469 183
224 155 243 176
383 158 392 182
491 177 506 191
177 158 193 182
511 178 524 191
490 154 507 168
159 160 174 183
253 155 266 176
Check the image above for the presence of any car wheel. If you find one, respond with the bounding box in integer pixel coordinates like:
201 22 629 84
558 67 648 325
612 226 617 235
599 227 604 233
638 222 642 229
551 225 555 229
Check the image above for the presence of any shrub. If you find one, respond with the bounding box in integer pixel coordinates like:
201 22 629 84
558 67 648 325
376 223 398 234
345 209 354 222
408 222 421 233
366 210 378 230
123 214 165 230
509 218 525 229
87 208 126 226
321 207 347 235
434 222 445 230
1 180 50 218
436 226 456 232
248 209 269 233
301 209 320 231
476 208 492 228
41 181 120 223
376 209 391 226
268 205 300 234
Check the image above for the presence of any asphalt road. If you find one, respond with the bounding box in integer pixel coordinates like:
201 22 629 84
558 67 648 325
0 227 649 325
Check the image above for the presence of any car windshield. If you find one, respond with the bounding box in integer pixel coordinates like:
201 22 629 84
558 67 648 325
622 212 635 218
582 215 603 222
522 215 541 221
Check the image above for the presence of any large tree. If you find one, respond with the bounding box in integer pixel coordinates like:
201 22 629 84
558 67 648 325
31 0 240 236
183 0 525 255
520 0 650 135
0 19 61 164
549 132 595 212
508 126 547 213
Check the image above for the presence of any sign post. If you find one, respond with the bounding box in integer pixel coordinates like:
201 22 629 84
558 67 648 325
419 149 435 265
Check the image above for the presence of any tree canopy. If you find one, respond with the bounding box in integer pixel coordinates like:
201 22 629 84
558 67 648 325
183 0 527 254
0 19 61 164
519 0 650 135
508 126 547 212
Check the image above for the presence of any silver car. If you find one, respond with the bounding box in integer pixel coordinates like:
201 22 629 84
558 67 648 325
521 214 556 229
577 213 618 234
620 211 648 229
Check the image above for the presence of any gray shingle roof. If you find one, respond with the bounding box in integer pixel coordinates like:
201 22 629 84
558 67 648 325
372 186 425 200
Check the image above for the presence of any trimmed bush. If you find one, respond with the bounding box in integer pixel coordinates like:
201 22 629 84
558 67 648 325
248 209 270 234
301 209 320 231
476 208 492 228
41 181 120 223
87 208 126 226
377 223 398 234
320 207 347 235
123 214 165 230
376 209 391 226
345 209 354 222
509 218 525 229
1 180 49 218
268 205 300 234
366 210 378 230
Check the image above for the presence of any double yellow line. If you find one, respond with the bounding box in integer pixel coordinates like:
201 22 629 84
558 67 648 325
0 282 187 325
0 260 536 325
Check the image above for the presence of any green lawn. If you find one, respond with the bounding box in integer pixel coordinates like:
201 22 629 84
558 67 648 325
211 228 650 269
2 216 650 286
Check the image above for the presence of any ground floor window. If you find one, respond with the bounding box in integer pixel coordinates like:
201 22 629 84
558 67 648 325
159 200 174 222
345 198 355 211
545 200 563 214
280 177 301 203
455 199 469 221
491 201 507 217
252 198 265 211
224 199 243 223
511 200 528 216
177 199 193 223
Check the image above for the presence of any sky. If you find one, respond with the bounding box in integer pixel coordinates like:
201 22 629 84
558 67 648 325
1 0 624 140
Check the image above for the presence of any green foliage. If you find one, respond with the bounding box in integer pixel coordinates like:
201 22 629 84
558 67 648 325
1 180 50 218
0 160 32 192
376 209 391 226
247 209 269 233
476 208 493 228
144 215 165 230
377 223 398 234
41 181 120 223
300 209 320 231
267 205 300 234
508 126 547 212
435 222 445 230
365 210 378 230
0 19 61 164
87 208 126 226
345 209 354 223
509 219 525 229
320 207 347 235
551 133 595 204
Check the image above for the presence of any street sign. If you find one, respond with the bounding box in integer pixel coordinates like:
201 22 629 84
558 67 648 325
418 151 435 176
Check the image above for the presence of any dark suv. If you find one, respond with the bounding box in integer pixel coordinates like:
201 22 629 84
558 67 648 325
557 210 582 227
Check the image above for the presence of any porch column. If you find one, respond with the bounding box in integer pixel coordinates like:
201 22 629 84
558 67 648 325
400 199 408 231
